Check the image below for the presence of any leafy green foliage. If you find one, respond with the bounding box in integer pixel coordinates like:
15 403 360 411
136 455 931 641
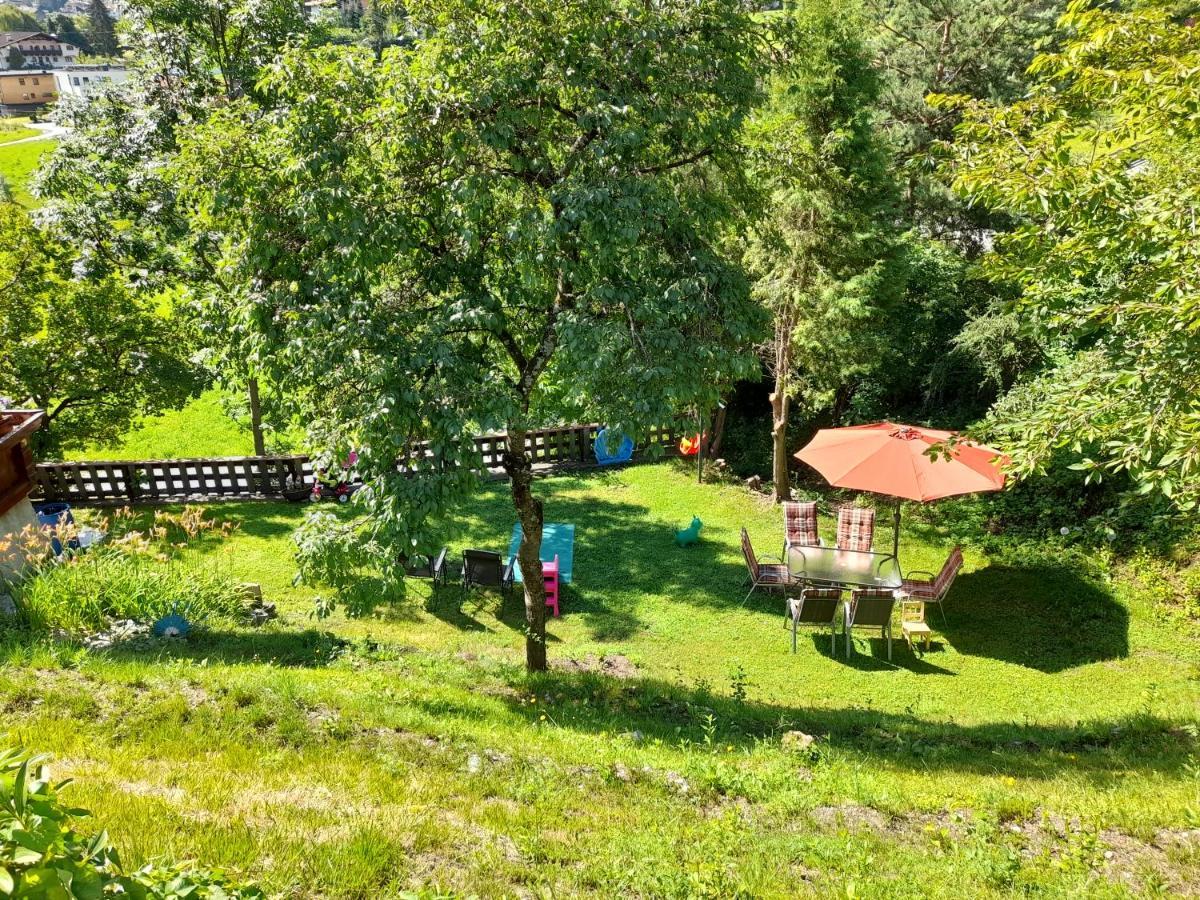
0 4 38 30
170 0 773 667
0 744 262 898
0 203 206 457
746 0 902 496
942 0 1200 508
5 508 246 634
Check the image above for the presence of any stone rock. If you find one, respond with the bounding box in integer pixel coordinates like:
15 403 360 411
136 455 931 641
0 593 15 617
665 771 689 794
467 754 482 774
782 731 816 753
612 762 632 782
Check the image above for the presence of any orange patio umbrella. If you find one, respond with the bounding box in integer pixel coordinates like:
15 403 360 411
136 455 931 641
794 422 1008 559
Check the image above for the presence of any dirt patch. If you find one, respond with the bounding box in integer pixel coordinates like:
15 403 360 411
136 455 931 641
808 804 889 833
553 654 639 679
118 780 188 804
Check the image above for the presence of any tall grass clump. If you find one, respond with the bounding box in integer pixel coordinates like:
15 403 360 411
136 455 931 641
1 506 246 635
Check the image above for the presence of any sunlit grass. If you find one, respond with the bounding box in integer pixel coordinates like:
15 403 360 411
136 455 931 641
0 138 54 206
3 462 1198 896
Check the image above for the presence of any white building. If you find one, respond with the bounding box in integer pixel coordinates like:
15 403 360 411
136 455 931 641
0 32 80 70
53 64 128 98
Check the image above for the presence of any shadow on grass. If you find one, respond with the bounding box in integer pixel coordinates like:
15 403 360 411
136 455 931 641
939 566 1128 672
105 627 349 667
504 667 1196 779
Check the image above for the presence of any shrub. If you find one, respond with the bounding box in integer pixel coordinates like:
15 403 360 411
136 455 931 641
1 507 246 635
0 744 261 898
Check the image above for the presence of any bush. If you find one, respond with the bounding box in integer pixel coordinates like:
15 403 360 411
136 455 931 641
2 507 246 635
0 744 262 898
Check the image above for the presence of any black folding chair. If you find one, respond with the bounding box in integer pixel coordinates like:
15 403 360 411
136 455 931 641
462 549 514 596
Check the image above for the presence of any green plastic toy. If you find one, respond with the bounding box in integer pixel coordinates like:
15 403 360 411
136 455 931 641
675 516 703 547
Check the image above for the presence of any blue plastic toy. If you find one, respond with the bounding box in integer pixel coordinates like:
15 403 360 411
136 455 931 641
152 614 190 638
594 428 634 466
675 516 703 547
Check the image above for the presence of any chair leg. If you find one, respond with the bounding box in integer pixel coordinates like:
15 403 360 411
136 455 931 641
938 601 946 624
886 626 892 661
791 615 797 654
742 581 758 605
845 624 852 659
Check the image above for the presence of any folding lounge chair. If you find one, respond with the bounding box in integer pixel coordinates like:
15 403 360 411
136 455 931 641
741 527 790 604
846 587 897 660
462 548 515 595
902 546 963 623
836 506 876 553
788 587 842 654
782 500 821 559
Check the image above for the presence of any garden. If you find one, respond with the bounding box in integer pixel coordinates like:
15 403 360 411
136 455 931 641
2 460 1199 896
3 0 1200 896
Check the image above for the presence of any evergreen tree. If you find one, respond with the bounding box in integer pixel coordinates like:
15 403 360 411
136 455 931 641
86 0 117 57
747 0 904 501
47 13 92 55
5 46 24 69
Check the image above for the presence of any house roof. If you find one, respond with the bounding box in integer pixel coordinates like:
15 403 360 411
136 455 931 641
0 32 57 48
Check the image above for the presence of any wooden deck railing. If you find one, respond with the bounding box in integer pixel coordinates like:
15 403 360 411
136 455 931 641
31 423 683 505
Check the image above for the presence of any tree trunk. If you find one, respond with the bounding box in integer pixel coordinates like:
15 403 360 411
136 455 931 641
770 384 790 503
248 377 266 457
505 427 548 672
708 403 727 457
770 320 792 504
695 406 705 484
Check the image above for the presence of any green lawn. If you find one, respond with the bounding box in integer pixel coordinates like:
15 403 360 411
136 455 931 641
3 462 1198 897
0 137 54 206
0 125 39 144
68 390 259 460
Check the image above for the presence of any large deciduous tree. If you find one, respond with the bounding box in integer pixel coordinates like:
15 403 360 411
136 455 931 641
0 203 205 455
747 0 902 502
942 0 1200 507
171 0 770 670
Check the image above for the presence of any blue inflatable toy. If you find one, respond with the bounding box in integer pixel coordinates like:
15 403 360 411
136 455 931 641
594 428 634 466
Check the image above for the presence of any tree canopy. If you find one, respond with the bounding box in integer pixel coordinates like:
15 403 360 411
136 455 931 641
0 203 206 456
166 0 773 669
942 0 1200 508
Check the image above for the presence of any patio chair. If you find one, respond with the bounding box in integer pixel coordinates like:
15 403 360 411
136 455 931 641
901 546 963 623
846 587 897 660
462 549 515 595
741 527 791 604
783 500 821 558
836 506 876 553
403 546 450 586
787 587 842 654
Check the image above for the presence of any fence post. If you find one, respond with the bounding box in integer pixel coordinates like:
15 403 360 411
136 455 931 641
122 463 141 503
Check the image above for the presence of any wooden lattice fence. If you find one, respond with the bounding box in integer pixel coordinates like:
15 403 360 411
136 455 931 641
32 423 683 505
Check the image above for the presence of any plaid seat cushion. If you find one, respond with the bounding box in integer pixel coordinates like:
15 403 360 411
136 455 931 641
901 578 937 599
801 587 842 600
784 501 819 547
758 564 790 584
836 507 876 552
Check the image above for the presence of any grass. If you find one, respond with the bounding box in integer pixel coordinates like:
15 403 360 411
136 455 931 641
0 137 54 207
68 390 259 460
2 461 1198 897
0 125 39 144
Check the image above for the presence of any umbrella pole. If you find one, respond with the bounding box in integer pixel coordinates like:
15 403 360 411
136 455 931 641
892 499 902 563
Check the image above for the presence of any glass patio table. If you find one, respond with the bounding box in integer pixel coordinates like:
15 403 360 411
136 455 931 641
786 545 902 590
